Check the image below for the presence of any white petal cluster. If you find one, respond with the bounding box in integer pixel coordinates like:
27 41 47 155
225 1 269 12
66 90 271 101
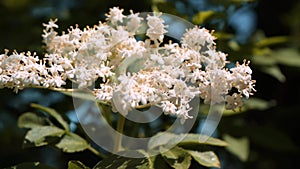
105 7 125 25
0 7 256 123
146 13 168 43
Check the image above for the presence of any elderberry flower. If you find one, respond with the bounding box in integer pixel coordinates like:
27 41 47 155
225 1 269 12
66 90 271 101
0 7 256 123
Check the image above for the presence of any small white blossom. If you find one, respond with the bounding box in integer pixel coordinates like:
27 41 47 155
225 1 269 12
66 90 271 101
230 60 256 98
94 84 114 102
161 101 177 115
42 18 58 31
105 7 125 25
126 11 143 34
225 93 243 110
146 13 168 43
181 26 216 51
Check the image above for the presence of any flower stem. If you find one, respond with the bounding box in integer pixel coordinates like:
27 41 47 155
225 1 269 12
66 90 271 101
114 113 126 152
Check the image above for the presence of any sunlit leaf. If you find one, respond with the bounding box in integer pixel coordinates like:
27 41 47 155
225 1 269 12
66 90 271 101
68 161 90 169
223 134 249 161
56 133 89 153
18 112 50 129
31 103 70 131
187 150 220 168
160 146 191 169
93 150 150 169
25 126 65 146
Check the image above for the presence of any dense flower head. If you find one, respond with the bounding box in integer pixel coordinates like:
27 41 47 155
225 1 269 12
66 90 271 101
0 7 256 123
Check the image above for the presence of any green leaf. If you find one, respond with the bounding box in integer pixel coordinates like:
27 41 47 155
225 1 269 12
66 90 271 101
18 112 50 129
192 10 215 24
186 150 220 168
25 126 65 146
228 40 240 51
223 134 249 162
253 48 300 68
255 36 289 48
178 133 228 147
68 161 90 169
5 162 57 169
151 1 182 16
31 103 70 131
148 132 227 150
93 150 151 169
56 133 89 153
252 55 277 66
252 47 273 56
148 132 176 150
213 32 234 40
260 66 286 82
160 146 191 169
273 48 300 67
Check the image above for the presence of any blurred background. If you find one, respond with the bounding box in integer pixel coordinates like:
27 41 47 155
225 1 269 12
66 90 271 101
0 0 299 168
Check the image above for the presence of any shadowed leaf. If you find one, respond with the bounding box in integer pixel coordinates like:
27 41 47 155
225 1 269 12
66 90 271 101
31 103 70 131
93 150 150 169
25 126 65 146
160 146 191 169
18 112 50 129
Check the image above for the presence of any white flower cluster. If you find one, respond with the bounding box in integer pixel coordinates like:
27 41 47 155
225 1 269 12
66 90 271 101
0 7 255 123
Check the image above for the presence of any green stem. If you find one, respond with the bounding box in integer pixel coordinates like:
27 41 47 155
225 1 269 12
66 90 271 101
87 145 107 159
114 113 126 152
98 103 113 126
